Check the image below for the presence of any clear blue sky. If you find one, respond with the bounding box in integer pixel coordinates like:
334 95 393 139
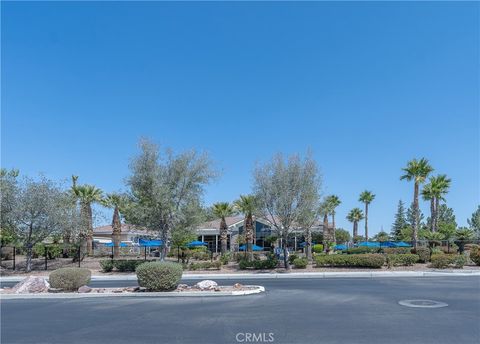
2 2 479 233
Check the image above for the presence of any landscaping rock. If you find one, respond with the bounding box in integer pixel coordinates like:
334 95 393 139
177 284 189 291
48 288 64 293
233 283 243 289
78 286 92 293
134 287 147 292
12 277 50 294
194 280 218 290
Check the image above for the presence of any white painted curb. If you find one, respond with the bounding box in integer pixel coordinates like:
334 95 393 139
0 285 265 300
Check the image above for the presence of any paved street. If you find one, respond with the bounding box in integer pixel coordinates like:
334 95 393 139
1 277 479 344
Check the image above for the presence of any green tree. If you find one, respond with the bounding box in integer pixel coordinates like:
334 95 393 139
468 206 480 236
436 204 457 227
72 184 103 256
101 193 127 258
391 200 407 240
372 231 390 242
0 169 20 246
346 208 364 241
319 200 333 249
234 195 257 260
124 139 216 259
422 175 451 232
400 158 434 247
454 228 475 254
325 195 341 244
335 228 350 244
253 153 322 269
359 191 375 240
212 202 235 255
406 202 424 231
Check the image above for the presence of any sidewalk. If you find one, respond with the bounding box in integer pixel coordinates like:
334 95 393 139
2 270 479 282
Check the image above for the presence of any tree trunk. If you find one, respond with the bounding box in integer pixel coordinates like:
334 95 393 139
434 197 440 233
305 227 312 262
86 203 94 256
112 206 122 258
322 214 329 252
365 204 369 240
283 234 290 270
62 234 71 258
429 198 435 232
25 244 33 272
220 218 228 255
245 214 254 261
353 222 358 240
413 182 419 248
331 213 336 244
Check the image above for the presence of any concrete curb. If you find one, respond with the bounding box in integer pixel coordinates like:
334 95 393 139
0 286 265 300
1 271 479 282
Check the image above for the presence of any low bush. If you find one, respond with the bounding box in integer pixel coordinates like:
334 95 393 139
312 244 324 253
135 261 183 291
49 267 91 291
114 260 146 272
239 254 278 270
430 254 466 269
430 247 444 255
188 261 221 271
100 260 114 272
33 243 62 259
220 253 230 265
192 251 211 261
288 254 299 264
411 247 430 263
386 254 419 267
315 254 385 268
383 247 411 255
292 257 308 269
469 245 480 266
344 247 381 255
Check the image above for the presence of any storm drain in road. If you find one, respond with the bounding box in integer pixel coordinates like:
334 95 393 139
398 300 448 308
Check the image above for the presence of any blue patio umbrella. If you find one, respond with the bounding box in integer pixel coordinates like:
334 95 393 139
335 244 347 251
239 244 263 251
138 239 163 247
104 242 128 247
358 241 381 248
299 242 317 247
187 240 208 248
379 241 397 248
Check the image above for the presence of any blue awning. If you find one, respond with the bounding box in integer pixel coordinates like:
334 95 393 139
187 240 208 247
138 239 163 247
239 244 263 251
104 242 128 247
394 241 412 247
358 242 381 247
335 244 347 250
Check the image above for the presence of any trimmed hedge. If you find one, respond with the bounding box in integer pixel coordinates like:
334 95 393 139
100 260 114 272
288 254 299 264
188 261 221 271
239 255 278 270
344 247 382 255
49 267 91 291
469 245 480 266
315 254 385 268
313 244 324 253
412 247 430 263
430 254 466 269
136 262 183 291
386 254 419 267
292 257 308 269
382 247 411 255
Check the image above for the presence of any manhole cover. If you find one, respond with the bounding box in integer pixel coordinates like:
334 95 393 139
398 300 448 308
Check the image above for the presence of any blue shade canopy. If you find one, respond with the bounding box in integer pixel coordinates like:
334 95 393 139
104 242 128 247
299 242 317 247
358 242 381 247
187 240 208 247
239 244 263 251
335 244 347 250
138 239 163 247
394 241 412 247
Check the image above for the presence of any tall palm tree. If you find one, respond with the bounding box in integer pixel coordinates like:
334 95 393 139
400 158 434 247
212 202 235 255
325 195 341 245
422 175 451 233
101 193 126 258
319 201 332 252
359 191 375 241
347 208 364 241
234 195 257 260
72 184 103 256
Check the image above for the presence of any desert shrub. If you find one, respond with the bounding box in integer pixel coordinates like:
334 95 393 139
430 247 443 255
135 261 183 291
313 244 324 253
220 253 230 265
288 254 299 264
49 267 91 291
33 243 62 259
430 254 466 269
383 247 410 255
469 245 480 266
188 261 221 271
386 254 419 267
239 254 278 270
232 252 263 262
114 260 146 272
344 247 381 255
293 257 308 269
315 254 385 268
411 247 430 263
439 244 458 254
100 260 114 272
192 251 211 261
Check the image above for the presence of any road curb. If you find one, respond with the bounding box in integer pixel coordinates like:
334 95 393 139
0 285 265 299
2 271 479 282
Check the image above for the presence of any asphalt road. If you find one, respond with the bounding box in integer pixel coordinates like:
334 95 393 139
1 277 479 344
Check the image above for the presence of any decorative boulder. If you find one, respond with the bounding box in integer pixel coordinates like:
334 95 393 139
78 285 92 293
233 283 243 289
12 277 50 294
194 280 218 290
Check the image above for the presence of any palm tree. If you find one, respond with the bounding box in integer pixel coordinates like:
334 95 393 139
325 195 341 245
421 175 450 232
400 158 434 247
347 208 364 241
72 184 103 256
359 191 375 241
212 202 235 255
319 201 332 252
101 193 126 258
234 195 257 261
